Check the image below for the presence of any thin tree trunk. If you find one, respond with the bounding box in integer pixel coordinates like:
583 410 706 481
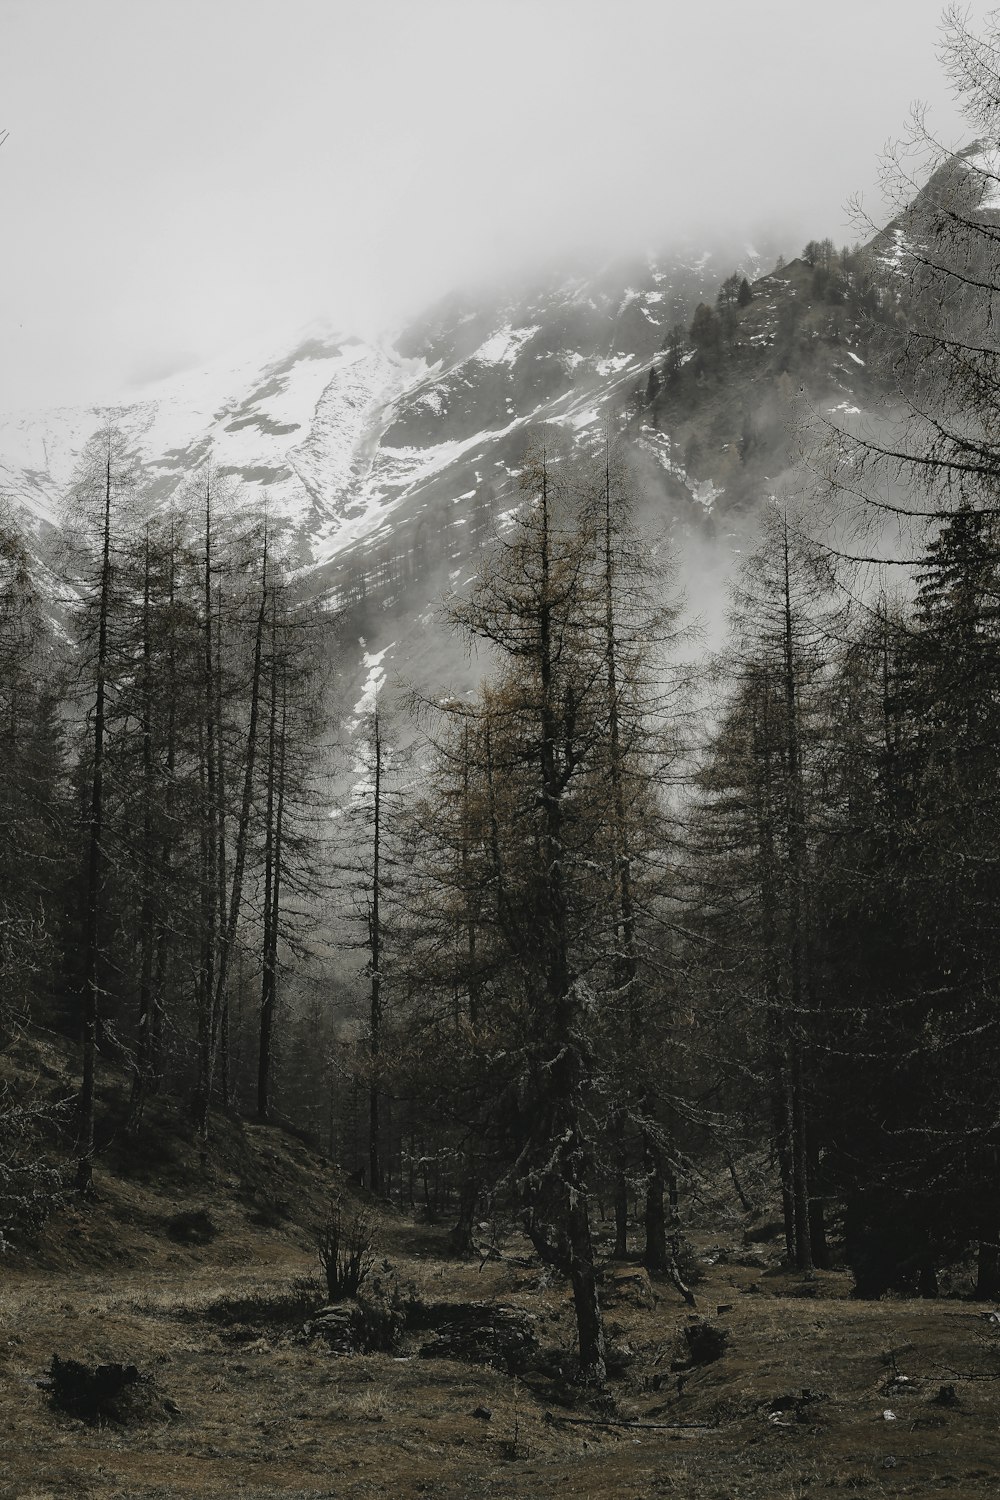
642 1132 667 1272
977 1229 1000 1300
215 584 232 1110
77 439 113 1193
725 1147 754 1213
664 1166 697 1307
566 1164 606 1382
753 668 797 1264
613 1153 629 1260
782 523 813 1273
258 636 286 1120
200 533 268 1147
195 478 219 1159
460 724 480 1025
449 1172 479 1258
369 706 383 1196
149 521 179 1095
600 444 650 1271
128 527 156 1133
536 462 606 1384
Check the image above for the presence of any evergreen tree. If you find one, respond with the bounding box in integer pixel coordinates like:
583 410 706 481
0 515 67 1039
691 507 841 1269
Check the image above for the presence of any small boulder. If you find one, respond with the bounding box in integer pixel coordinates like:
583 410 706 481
419 1302 539 1374
303 1303 360 1355
604 1267 655 1309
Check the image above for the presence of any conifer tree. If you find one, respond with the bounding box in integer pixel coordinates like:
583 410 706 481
692 507 841 1269
65 421 140 1192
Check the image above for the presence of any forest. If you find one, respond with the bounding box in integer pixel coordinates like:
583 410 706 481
5 11 1000 1438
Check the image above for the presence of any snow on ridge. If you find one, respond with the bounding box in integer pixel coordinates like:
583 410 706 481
879 226 910 272
559 406 601 432
285 344 430 532
311 411 529 567
594 354 635 377
0 333 438 545
352 641 395 720
471 324 540 366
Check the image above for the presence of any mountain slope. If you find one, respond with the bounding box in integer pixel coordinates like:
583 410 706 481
0 233 894 719
0 246 762 558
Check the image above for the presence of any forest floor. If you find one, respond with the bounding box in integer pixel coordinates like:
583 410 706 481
2 1038 1000 1498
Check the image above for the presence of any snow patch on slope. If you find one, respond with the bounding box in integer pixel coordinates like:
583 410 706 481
352 641 394 722
472 324 539 365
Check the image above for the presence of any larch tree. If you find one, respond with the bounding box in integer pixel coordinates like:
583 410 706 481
64 420 142 1193
691 505 842 1271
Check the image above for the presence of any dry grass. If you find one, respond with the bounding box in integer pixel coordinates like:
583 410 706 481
1 1051 999 1497
4 1208 1000 1499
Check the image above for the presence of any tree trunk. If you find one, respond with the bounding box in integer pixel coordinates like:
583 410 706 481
977 1230 1000 1300
612 1151 629 1261
258 597 280 1120
782 524 813 1274
261 663 286 1114
77 439 113 1193
599 448 649 1269
449 1174 479 1258
128 528 156 1134
642 1131 668 1274
537 466 606 1379
148 522 179 1099
808 1134 829 1270
210 547 267 1134
214 585 231 1111
369 706 383 1197
566 1170 607 1384
194 478 219 1159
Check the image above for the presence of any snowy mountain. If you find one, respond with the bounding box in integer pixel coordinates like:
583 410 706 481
0 246 765 572
0 233 883 718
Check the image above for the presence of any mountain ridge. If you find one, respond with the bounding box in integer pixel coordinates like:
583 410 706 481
0 225 907 721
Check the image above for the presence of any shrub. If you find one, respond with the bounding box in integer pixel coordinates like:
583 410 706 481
673 1236 705 1286
45 1356 163 1426
354 1265 408 1352
166 1209 217 1245
317 1199 375 1301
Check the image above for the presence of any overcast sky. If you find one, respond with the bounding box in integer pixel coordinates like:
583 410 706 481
0 0 976 410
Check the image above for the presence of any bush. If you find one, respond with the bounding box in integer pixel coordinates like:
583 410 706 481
317 1199 375 1301
683 1319 730 1366
45 1356 164 1426
673 1236 705 1286
166 1209 217 1245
